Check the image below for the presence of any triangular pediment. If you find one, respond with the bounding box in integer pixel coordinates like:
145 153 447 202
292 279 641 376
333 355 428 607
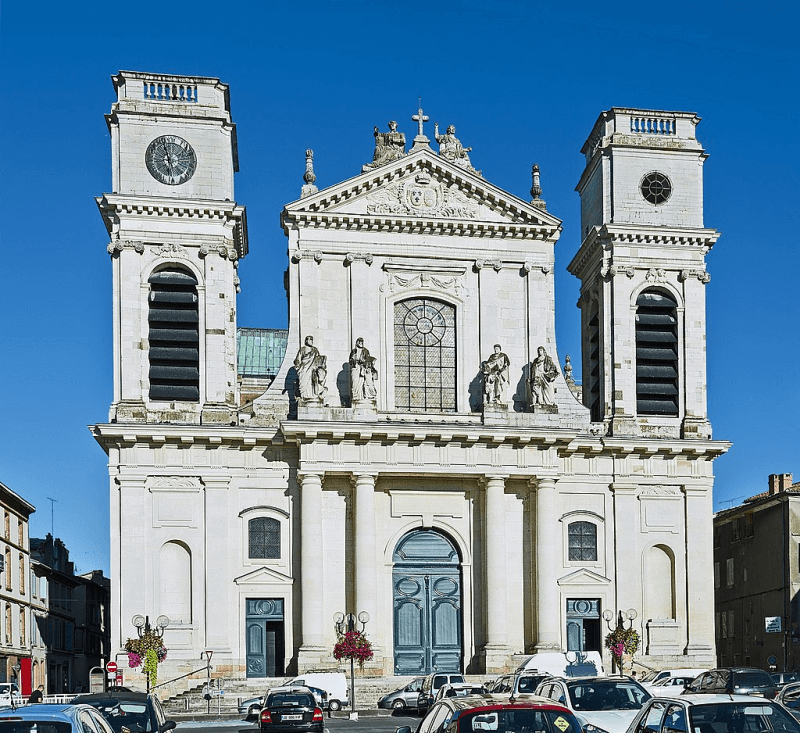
557 568 612 586
283 147 561 235
234 566 293 585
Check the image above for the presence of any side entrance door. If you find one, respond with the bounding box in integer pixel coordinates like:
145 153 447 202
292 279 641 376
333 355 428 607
393 530 462 675
246 598 285 678
566 598 601 653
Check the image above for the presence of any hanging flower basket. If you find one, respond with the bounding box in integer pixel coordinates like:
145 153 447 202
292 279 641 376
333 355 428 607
124 631 168 685
333 630 374 669
604 627 639 674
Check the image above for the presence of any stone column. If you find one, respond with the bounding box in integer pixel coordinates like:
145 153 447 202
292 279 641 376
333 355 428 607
684 482 716 661
298 472 326 667
482 475 510 671
353 473 378 632
533 476 561 652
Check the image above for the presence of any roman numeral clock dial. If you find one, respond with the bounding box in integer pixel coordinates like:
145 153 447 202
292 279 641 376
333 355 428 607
145 135 197 185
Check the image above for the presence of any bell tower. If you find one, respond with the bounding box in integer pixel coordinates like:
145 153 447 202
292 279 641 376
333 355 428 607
96 71 248 424
569 108 720 439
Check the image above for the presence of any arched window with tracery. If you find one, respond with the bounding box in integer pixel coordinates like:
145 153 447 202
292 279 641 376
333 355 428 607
635 289 679 416
249 517 281 559
568 521 597 562
148 267 200 401
394 298 456 412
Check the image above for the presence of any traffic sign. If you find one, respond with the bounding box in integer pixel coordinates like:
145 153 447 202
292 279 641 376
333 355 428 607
106 662 118 673
768 655 778 666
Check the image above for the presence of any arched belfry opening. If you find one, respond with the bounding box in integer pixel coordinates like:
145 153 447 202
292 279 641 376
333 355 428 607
392 529 462 675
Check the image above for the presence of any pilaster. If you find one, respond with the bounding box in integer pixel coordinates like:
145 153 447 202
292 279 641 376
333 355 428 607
683 482 716 660
298 472 327 669
532 475 561 652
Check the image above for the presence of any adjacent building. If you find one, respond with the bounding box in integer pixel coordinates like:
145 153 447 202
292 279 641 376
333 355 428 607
714 472 800 671
92 71 728 683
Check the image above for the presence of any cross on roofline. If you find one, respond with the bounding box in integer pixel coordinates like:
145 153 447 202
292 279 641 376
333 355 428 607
412 105 429 138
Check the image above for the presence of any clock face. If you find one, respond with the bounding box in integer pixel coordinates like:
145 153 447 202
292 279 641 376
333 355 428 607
145 135 197 185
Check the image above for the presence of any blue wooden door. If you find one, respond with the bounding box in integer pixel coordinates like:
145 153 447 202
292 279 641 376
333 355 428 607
393 530 462 675
246 598 284 677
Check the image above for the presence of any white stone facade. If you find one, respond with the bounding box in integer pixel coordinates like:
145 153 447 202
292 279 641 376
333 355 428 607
93 73 728 684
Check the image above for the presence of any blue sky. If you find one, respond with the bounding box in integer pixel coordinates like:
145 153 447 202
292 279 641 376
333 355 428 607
1 1 798 574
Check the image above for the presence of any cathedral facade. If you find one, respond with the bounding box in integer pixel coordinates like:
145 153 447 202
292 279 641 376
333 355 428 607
92 71 727 681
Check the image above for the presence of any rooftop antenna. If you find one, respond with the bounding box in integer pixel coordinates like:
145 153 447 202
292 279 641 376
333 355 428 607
46 497 58 536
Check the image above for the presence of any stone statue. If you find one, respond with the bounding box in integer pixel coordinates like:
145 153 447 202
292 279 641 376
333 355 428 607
529 346 559 406
364 121 406 170
482 344 510 405
564 354 574 385
434 123 475 172
349 337 378 402
294 335 328 401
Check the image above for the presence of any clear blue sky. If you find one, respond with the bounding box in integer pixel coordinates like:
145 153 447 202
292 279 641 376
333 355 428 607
1 1 798 575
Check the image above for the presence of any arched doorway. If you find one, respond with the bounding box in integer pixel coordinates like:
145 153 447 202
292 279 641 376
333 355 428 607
392 529 462 675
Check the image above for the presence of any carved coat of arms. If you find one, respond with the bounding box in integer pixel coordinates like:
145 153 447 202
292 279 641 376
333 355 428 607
366 173 477 219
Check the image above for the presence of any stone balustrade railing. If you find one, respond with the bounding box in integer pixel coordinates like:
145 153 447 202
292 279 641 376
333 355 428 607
143 80 198 103
630 116 676 135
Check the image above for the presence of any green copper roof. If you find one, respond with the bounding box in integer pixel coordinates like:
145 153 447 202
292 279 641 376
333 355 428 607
237 328 288 377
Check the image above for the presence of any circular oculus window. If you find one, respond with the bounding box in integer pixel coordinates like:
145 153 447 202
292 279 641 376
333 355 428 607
640 171 672 205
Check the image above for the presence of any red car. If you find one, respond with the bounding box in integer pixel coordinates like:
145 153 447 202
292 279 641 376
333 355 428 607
397 693 583 733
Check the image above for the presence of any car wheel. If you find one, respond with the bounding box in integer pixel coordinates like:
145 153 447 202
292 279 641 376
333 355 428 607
328 699 341 711
392 700 405 711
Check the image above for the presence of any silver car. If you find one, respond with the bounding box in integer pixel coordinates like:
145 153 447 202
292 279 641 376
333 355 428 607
0 703 117 733
377 677 424 711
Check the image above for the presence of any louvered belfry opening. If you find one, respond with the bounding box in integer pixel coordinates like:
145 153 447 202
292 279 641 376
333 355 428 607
148 268 200 401
635 290 679 416
586 306 601 422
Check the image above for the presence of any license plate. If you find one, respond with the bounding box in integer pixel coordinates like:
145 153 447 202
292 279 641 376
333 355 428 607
282 715 303 721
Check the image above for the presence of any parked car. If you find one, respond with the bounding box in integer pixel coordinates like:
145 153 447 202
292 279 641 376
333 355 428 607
417 672 465 716
286 673 347 711
638 668 706 686
239 685 328 717
512 672 550 697
773 673 800 690
71 691 176 733
641 676 697 696
624 693 800 733
396 693 583 733
0 703 118 733
777 681 800 721
377 677 425 711
260 688 323 733
434 683 487 701
535 675 651 733
683 667 778 699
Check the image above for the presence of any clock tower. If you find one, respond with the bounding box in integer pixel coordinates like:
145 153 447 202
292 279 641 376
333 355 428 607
569 108 720 439
96 71 248 424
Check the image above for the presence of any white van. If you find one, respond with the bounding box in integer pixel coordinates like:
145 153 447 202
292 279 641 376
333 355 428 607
287 673 348 711
0 683 21 707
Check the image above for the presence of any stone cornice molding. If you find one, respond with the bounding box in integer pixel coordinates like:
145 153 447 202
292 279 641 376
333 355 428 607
679 268 711 284
96 194 248 258
145 475 203 491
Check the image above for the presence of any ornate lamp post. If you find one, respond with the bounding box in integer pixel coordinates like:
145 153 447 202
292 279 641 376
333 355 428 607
602 608 638 674
131 614 169 691
333 611 369 714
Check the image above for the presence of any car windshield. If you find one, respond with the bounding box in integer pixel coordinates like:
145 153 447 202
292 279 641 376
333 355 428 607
566 681 650 711
86 701 152 733
0 724 73 733
689 702 800 733
462 709 582 733
735 673 773 688
517 677 546 694
268 695 313 708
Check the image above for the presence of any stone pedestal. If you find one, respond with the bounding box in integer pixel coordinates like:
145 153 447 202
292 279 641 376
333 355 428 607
298 398 327 420
531 404 558 414
646 619 682 655
351 400 378 420
482 402 509 424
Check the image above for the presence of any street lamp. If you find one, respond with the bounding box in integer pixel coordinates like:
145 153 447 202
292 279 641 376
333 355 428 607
131 614 170 692
333 611 369 715
200 650 214 714
602 608 638 674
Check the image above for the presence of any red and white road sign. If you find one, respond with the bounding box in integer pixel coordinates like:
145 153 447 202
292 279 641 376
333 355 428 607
106 662 118 673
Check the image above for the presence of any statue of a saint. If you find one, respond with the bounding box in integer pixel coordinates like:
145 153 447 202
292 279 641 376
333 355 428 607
364 121 406 170
434 123 475 171
529 346 559 406
294 335 328 401
482 344 510 405
349 337 378 402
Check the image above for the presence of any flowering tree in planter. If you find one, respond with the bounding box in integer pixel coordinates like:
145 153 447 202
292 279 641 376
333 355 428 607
124 631 168 688
604 626 639 674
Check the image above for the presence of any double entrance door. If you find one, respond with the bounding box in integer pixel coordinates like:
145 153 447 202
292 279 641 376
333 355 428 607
566 598 601 653
392 529 462 675
246 598 285 678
